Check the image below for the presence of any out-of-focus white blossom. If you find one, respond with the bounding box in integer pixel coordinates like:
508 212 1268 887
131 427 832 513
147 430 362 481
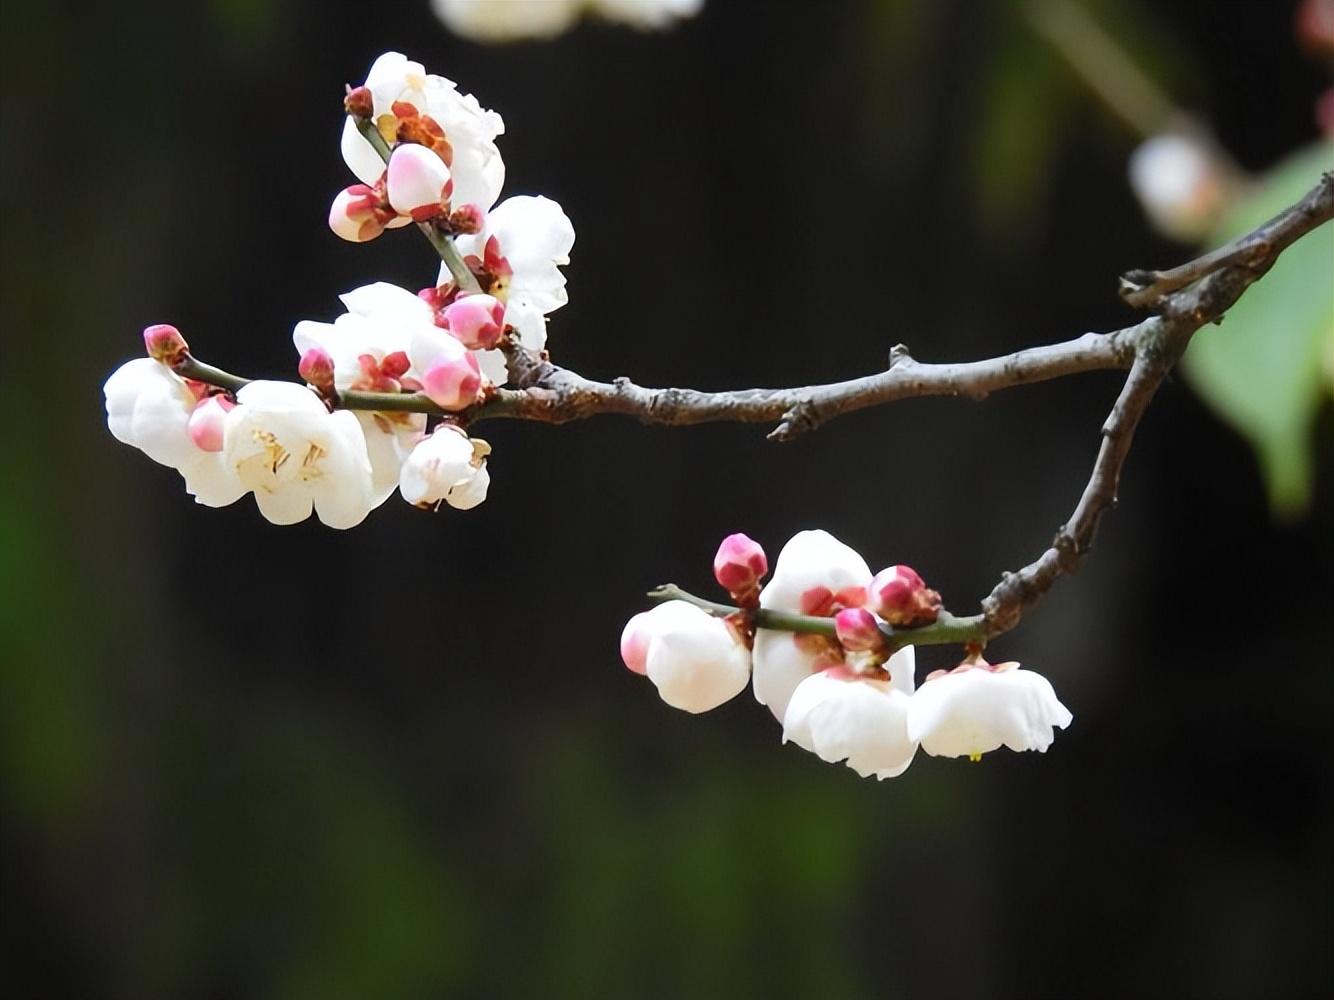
398 424 491 510
907 661 1072 760
620 600 751 713
341 51 505 214
752 529 873 721
293 283 435 505
1128 133 1227 243
432 0 702 43
783 657 918 780
440 195 574 383
223 381 376 529
103 358 245 507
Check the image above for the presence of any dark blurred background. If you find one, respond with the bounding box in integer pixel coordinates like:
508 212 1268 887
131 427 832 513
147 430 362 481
2 1 1332 997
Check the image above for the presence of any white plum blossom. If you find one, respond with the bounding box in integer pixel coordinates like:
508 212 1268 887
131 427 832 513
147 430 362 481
293 283 434 505
398 424 491 510
907 662 1073 760
1128 133 1227 243
222 381 376 529
620 600 751 713
783 655 919 780
103 359 245 507
440 195 575 383
432 0 702 42
752 529 874 721
341 51 505 215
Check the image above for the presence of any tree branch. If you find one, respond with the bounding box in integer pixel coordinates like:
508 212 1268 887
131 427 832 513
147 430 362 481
174 172 1332 651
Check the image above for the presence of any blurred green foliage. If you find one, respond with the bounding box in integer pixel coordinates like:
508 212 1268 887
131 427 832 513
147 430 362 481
1182 142 1334 517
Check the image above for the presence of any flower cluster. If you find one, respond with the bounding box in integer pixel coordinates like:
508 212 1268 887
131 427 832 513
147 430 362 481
621 530 1072 780
103 52 574 528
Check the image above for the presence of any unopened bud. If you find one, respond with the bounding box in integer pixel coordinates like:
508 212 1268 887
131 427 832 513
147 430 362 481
442 294 506 350
329 185 385 243
386 144 452 221
869 564 941 627
143 324 189 366
421 351 483 411
187 395 233 452
713 533 768 603
298 347 336 392
834 607 884 652
344 85 374 119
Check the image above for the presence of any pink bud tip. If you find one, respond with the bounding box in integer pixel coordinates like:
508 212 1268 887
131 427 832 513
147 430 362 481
386 144 452 221
187 395 232 452
620 613 652 675
298 347 336 391
869 564 942 627
713 533 768 601
344 84 374 119
441 294 506 350
834 607 884 652
143 324 189 365
329 186 385 243
420 352 483 411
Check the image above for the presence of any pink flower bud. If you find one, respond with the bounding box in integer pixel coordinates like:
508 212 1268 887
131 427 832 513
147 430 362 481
713 533 768 602
343 84 374 119
835 608 884 652
386 144 452 222
420 351 483 411
143 324 189 366
187 395 233 452
329 185 386 243
620 612 653 675
441 294 506 350
869 565 942 627
298 347 335 392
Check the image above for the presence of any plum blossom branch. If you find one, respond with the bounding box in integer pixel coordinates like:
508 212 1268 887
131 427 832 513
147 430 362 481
981 172 1334 637
350 115 483 294
647 584 988 651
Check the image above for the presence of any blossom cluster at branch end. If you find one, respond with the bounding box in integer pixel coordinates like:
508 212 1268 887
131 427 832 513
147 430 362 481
103 52 576 528
620 530 1073 780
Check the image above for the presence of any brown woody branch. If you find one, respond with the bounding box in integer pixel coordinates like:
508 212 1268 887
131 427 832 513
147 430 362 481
981 171 1333 638
177 173 1333 649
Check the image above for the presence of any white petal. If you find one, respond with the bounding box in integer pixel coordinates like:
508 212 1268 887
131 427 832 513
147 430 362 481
340 116 388 187
445 462 490 510
179 453 245 508
759 529 871 614
783 671 917 780
339 282 433 323
751 629 822 723
639 601 751 713
907 667 1073 758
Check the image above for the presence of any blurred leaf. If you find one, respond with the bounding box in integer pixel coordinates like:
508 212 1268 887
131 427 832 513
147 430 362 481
1181 142 1334 517
972 11 1072 233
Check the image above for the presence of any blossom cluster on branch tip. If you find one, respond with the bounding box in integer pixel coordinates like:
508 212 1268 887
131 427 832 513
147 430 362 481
103 52 574 528
621 530 1072 780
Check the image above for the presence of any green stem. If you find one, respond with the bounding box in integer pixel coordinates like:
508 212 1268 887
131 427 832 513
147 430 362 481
352 116 482 294
175 355 250 393
646 584 987 650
